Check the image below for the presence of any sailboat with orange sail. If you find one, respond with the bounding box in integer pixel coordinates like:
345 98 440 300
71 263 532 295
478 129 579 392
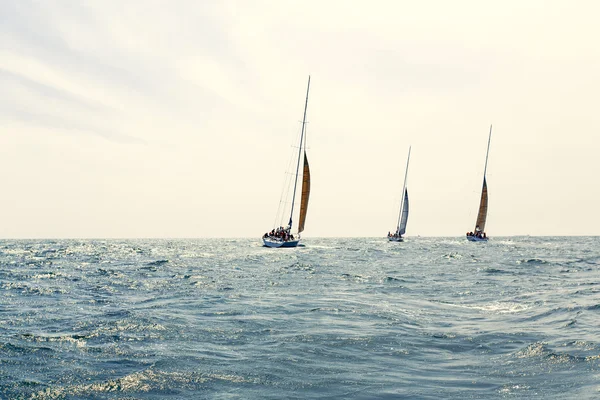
262 77 311 248
466 125 492 242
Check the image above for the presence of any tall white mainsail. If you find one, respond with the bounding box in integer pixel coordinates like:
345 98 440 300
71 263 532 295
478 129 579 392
395 147 411 235
389 146 411 241
398 189 409 235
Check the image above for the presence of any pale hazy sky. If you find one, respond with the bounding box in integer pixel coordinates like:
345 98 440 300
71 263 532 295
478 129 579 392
2 1 599 238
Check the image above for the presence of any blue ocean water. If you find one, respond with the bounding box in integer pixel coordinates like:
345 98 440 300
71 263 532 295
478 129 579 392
1 237 599 399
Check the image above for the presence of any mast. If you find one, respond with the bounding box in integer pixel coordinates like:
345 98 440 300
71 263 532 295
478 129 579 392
396 146 411 233
483 125 492 181
288 75 310 229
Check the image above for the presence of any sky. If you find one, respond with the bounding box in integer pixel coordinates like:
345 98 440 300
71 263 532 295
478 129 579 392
1 0 599 238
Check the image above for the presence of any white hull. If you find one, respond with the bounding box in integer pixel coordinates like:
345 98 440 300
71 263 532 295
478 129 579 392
388 236 404 242
466 235 488 242
263 238 300 248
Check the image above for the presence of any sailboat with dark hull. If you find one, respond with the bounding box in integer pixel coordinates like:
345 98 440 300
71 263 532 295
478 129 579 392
467 126 492 242
262 77 311 248
388 147 411 242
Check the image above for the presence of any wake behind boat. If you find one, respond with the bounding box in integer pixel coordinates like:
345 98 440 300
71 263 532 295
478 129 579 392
262 77 311 248
388 147 411 242
466 125 492 242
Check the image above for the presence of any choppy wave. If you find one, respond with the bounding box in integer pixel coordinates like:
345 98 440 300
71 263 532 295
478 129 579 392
1 237 600 399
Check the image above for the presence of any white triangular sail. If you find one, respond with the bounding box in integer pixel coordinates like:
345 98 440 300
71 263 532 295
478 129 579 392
398 189 409 235
394 147 411 237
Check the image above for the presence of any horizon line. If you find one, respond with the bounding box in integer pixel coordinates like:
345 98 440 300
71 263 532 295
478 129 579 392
1 235 598 240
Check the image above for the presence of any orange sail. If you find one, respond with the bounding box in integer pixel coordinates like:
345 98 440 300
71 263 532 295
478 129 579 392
298 154 310 233
474 177 488 233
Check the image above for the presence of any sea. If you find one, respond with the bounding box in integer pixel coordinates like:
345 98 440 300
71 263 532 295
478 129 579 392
1 237 599 399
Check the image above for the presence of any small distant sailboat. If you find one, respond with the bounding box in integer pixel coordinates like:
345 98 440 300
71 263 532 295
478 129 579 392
388 147 411 242
466 125 492 242
262 77 311 248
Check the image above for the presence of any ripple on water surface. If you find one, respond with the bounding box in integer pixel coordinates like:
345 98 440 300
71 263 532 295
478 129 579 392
1 237 599 399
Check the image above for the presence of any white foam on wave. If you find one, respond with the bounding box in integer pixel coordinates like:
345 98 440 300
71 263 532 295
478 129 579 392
87 321 167 341
29 368 257 399
498 384 531 395
458 301 530 314
1 281 68 295
26 334 87 349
